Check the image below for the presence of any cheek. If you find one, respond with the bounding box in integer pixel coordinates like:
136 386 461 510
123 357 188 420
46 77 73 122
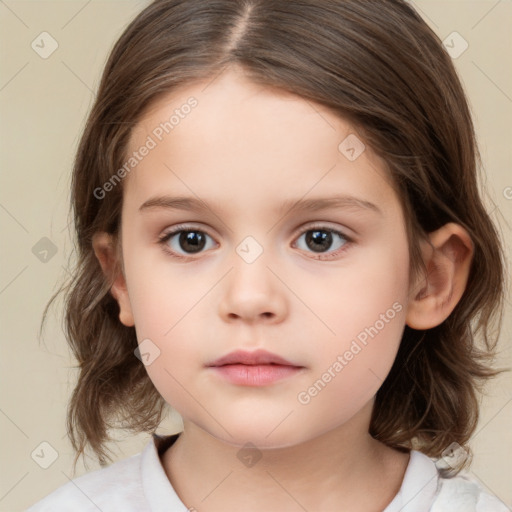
126 278 205 415
123 239 206 337
122 246 216 402
296 304 407 431
303 226 410 403
124 246 197 374
314 225 410 350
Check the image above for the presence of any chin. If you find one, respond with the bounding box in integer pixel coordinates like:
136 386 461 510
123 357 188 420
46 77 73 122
219 431 303 450
197 417 314 451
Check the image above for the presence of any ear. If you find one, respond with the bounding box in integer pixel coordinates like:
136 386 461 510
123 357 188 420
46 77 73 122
406 222 474 330
92 232 135 327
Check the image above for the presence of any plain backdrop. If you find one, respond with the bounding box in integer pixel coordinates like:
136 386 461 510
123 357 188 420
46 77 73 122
0 1 511 510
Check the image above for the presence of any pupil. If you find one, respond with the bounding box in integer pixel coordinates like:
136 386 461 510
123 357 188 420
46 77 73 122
180 231 205 253
306 230 332 252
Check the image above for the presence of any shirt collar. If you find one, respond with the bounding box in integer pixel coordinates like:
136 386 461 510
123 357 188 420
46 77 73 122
143 434 440 512
140 433 189 512
383 450 440 512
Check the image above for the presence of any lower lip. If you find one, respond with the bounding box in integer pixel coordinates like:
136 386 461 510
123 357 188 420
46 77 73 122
209 364 303 386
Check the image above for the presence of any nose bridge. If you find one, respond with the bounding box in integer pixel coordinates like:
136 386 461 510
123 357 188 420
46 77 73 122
218 234 287 322
230 234 275 298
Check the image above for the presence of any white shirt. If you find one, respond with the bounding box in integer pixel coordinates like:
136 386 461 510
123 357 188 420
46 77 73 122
27 433 509 511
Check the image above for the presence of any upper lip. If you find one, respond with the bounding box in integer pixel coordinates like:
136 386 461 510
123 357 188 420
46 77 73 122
207 349 301 367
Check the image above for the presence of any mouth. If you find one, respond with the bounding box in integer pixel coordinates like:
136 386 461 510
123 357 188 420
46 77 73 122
206 349 305 386
207 348 300 367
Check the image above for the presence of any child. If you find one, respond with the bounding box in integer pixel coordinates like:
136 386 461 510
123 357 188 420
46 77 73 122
30 0 509 510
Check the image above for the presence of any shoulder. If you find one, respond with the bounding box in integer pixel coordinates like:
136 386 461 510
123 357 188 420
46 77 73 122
432 472 510 512
26 448 146 512
384 450 509 512
26 434 186 512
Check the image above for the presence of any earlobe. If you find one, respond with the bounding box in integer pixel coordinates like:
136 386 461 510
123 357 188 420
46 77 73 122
406 223 473 330
92 232 135 327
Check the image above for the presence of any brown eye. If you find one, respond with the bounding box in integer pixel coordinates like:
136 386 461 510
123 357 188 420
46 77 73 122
294 227 349 258
159 227 216 257
305 230 334 253
177 231 207 253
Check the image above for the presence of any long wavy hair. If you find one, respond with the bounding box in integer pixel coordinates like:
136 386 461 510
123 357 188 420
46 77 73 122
41 0 507 475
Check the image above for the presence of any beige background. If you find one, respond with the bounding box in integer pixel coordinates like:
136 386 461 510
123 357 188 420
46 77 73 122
0 1 511 510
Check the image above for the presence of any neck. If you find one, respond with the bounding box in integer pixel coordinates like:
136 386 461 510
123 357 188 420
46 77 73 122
161 402 410 512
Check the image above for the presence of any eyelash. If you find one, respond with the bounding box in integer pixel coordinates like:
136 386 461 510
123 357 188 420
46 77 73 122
157 223 352 261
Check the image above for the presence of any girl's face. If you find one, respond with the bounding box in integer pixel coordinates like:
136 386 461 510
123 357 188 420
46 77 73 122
118 67 412 448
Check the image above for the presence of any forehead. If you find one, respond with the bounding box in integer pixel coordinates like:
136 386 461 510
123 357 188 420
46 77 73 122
130 68 337 157
124 68 399 218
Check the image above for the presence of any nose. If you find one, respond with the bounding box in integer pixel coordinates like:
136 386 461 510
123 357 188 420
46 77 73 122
218 251 288 324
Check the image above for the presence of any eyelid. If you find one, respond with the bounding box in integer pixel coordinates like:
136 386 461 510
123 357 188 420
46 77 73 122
157 222 219 249
158 222 216 239
291 222 352 260
157 223 218 261
158 221 354 260
292 221 353 241
158 222 352 243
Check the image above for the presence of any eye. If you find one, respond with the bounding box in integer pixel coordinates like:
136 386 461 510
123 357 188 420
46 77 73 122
158 223 351 261
158 225 216 258
293 225 350 259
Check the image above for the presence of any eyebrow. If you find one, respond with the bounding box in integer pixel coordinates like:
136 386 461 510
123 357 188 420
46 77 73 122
139 194 382 216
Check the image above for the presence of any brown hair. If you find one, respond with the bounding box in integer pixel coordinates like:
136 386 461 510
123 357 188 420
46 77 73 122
42 0 507 474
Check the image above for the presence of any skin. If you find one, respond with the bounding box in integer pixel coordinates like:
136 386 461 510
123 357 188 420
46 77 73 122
93 66 474 511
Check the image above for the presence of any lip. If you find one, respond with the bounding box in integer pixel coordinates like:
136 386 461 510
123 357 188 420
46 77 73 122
206 349 304 386
207 349 298 367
